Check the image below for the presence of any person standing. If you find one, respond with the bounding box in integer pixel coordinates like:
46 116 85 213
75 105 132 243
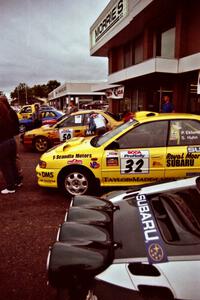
32 103 42 128
93 113 107 136
161 95 174 113
0 96 22 194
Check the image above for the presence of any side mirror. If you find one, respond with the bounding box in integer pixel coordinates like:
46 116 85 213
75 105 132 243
105 140 119 150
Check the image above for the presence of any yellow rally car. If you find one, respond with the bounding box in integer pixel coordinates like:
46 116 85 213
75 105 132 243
21 109 122 152
17 104 39 120
36 113 200 196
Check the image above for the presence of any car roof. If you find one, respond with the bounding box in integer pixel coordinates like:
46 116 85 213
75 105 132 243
71 109 105 115
135 112 200 122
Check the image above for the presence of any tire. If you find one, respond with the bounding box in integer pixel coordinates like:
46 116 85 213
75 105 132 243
19 124 26 133
57 287 88 300
60 168 95 196
33 136 49 153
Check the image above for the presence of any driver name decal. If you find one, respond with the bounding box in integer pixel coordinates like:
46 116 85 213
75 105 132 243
136 194 168 264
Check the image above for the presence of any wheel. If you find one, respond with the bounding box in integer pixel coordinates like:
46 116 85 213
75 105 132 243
19 124 26 133
57 287 88 300
61 168 94 196
33 136 49 152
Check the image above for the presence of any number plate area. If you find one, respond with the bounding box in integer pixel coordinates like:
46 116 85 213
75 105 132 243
120 150 149 174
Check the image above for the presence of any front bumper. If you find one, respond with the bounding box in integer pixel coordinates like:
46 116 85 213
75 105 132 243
36 165 59 188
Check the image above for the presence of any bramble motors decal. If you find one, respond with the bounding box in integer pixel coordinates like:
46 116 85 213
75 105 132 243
136 194 168 264
166 153 200 167
120 150 149 174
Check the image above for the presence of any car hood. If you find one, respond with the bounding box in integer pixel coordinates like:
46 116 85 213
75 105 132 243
47 194 155 288
46 136 93 154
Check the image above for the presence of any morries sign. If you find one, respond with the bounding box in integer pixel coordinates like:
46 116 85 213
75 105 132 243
91 0 128 47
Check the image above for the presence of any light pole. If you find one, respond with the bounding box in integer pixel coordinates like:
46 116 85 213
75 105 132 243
25 85 28 104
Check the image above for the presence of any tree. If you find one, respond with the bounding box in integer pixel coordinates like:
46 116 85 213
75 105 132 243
10 80 61 104
46 80 60 94
10 83 32 106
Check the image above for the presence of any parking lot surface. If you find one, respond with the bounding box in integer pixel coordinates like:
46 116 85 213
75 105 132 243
0 137 68 300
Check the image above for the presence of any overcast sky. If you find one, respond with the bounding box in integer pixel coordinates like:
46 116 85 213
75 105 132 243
0 0 110 96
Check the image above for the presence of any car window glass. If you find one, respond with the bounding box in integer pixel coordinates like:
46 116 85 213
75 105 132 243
168 120 200 146
117 121 168 148
21 106 32 113
59 114 83 127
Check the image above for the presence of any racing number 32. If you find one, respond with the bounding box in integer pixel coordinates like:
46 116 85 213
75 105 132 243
120 151 149 174
124 159 144 173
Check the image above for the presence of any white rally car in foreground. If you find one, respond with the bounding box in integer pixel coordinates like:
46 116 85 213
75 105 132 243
47 176 200 300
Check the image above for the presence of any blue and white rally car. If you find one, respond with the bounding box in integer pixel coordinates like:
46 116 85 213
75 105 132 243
47 176 200 300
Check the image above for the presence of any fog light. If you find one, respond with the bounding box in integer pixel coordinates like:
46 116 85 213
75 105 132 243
39 160 47 168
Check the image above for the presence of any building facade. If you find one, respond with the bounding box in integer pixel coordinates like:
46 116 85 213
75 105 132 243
90 0 200 114
48 81 105 111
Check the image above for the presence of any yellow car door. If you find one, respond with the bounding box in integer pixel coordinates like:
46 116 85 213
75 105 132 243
55 113 88 142
165 119 200 179
101 120 168 187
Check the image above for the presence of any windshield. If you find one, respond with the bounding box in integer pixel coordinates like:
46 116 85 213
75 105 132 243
151 187 200 244
91 119 138 147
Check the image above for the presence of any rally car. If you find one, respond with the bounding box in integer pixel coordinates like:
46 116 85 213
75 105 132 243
21 109 122 152
19 109 64 133
47 176 200 300
36 113 200 196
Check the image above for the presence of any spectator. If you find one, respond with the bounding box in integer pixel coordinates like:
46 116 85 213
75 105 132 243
161 95 174 113
0 96 23 194
32 104 42 128
88 112 96 135
122 110 134 122
93 113 107 136
67 101 78 114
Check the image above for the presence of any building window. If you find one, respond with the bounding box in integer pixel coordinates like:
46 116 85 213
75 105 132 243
124 42 132 68
161 27 175 58
134 35 143 64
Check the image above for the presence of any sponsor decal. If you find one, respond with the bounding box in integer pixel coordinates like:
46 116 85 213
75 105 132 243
106 151 118 157
166 153 200 167
53 154 74 160
53 154 92 160
75 154 92 158
41 171 54 178
68 159 82 165
90 162 100 169
187 146 200 153
120 150 149 174
106 157 119 166
186 172 200 177
153 161 163 167
136 194 168 264
103 177 158 183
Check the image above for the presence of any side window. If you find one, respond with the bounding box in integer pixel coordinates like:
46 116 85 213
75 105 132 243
168 120 200 146
59 115 83 128
117 121 168 148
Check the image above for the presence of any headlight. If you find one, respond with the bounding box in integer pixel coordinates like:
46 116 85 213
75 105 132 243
39 160 47 168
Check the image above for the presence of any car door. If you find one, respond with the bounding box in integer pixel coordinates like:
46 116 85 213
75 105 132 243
55 113 87 143
165 119 200 179
101 121 168 187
